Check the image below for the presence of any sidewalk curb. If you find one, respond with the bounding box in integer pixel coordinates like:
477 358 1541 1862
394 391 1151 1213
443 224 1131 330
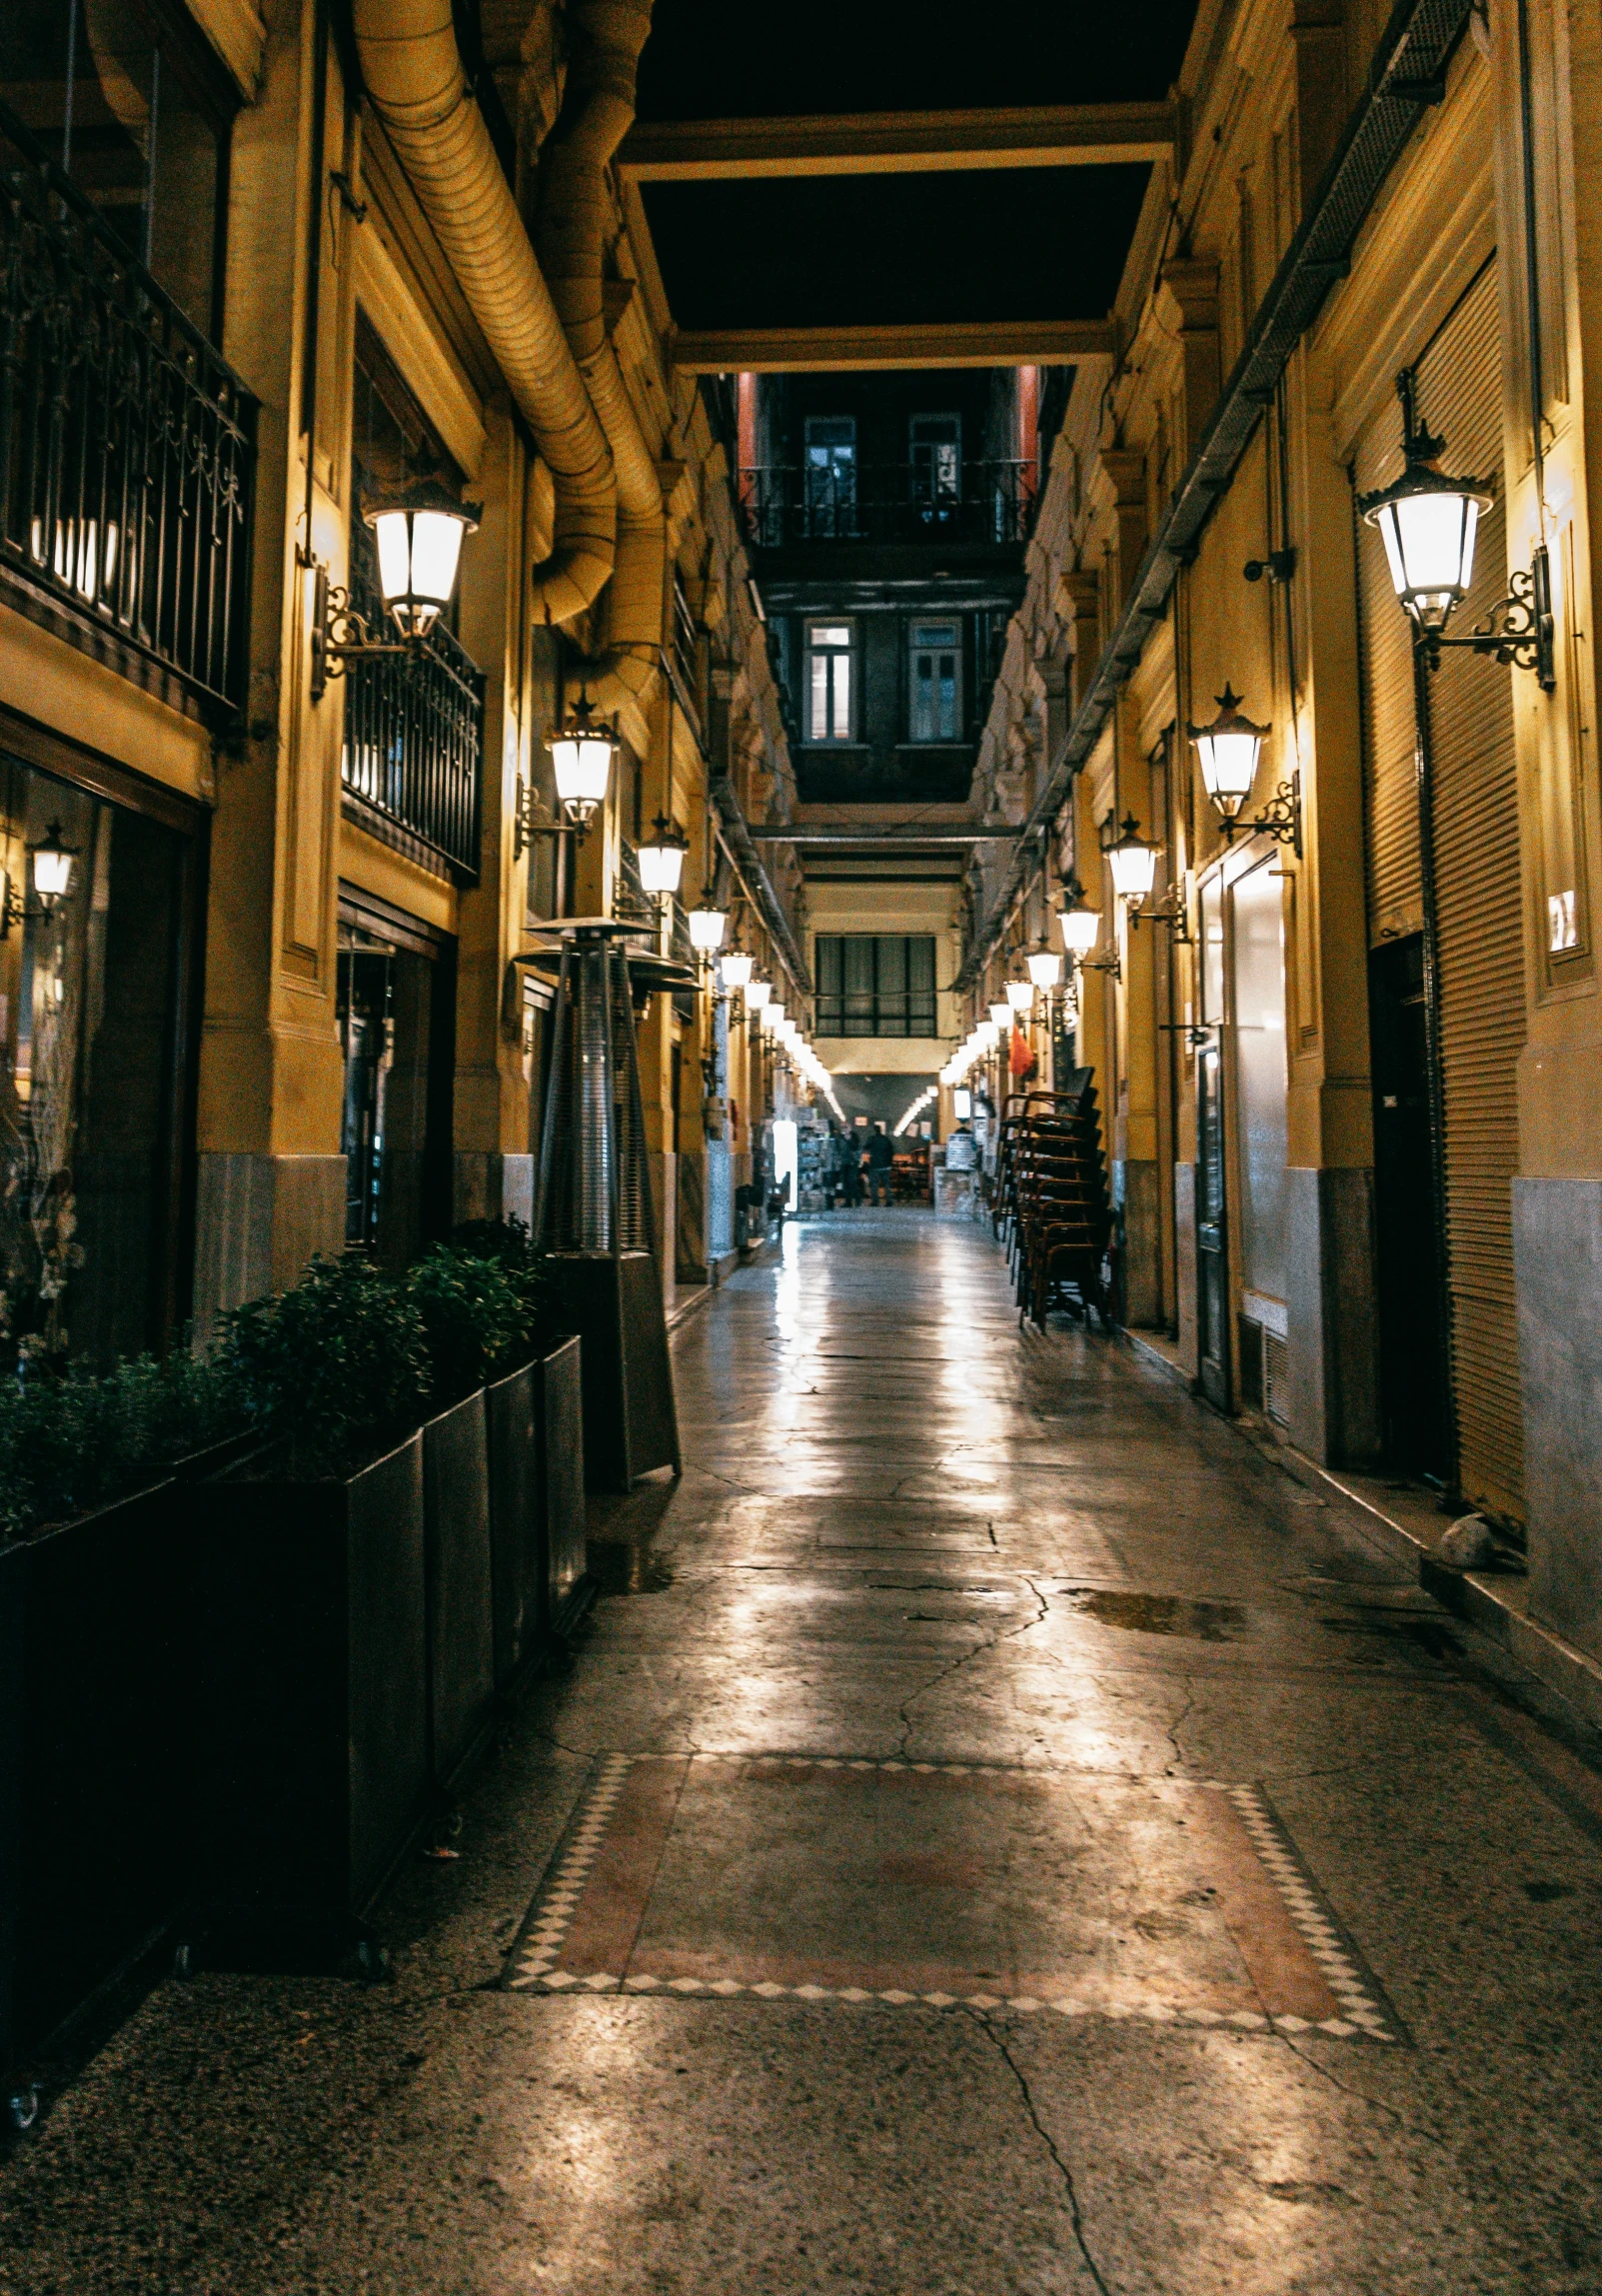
1120 1327 1602 1735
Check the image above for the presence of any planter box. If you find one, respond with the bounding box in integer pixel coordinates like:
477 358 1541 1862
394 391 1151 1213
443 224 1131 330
538 1335 588 1635
0 1479 190 2093
422 1389 495 1789
486 1336 588 1688
191 1433 429 1961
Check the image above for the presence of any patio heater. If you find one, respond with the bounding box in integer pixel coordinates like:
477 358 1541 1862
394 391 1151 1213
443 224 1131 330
523 920 686 1491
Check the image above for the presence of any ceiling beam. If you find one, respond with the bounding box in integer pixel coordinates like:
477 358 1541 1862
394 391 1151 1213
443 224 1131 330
672 319 1113 373
747 827 1021 846
619 102 1175 180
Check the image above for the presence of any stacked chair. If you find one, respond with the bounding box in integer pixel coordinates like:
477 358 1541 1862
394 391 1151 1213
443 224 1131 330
993 1073 1113 1330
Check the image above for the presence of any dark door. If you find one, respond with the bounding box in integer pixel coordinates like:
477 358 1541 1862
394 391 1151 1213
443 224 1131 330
1196 1034 1229 1408
1369 935 1449 1478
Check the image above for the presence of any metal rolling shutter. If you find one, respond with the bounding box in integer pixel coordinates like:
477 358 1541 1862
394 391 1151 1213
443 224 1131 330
1414 265 1526 1523
1356 404 1423 944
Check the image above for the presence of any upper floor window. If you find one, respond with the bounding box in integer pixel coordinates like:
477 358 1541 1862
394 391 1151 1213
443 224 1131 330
804 416 855 538
1 0 233 337
806 620 853 743
910 414 960 518
814 936 937 1039
908 621 961 743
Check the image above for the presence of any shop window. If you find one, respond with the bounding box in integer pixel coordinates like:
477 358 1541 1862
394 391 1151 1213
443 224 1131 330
908 620 961 743
814 936 936 1038
805 621 854 743
0 751 195 1368
1 0 233 337
337 900 455 1270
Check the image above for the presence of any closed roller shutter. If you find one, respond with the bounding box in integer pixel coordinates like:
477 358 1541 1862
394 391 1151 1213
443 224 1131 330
1415 265 1526 1523
1356 400 1424 943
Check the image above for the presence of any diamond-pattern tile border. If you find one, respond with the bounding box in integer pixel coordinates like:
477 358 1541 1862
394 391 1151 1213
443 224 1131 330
503 1755 1405 2044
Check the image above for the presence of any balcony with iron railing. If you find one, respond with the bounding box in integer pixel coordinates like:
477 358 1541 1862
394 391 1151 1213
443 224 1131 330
340 610 486 881
739 461 1036 554
0 103 256 720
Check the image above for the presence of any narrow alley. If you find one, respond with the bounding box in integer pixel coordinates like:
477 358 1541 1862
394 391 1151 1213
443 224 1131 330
4 1211 1600 2294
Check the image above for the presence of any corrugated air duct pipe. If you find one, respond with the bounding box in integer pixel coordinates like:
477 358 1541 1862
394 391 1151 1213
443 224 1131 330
537 0 665 721
350 0 617 624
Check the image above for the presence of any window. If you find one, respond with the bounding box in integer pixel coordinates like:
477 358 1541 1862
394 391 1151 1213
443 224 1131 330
910 415 961 519
804 417 856 538
908 621 961 743
2 0 233 336
815 936 937 1039
805 621 854 743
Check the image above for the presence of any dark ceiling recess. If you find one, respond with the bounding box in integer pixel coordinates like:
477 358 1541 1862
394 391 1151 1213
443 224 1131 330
636 0 1198 120
642 165 1152 331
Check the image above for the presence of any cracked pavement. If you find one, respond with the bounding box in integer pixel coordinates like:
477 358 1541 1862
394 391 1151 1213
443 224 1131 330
3 1207 1602 2293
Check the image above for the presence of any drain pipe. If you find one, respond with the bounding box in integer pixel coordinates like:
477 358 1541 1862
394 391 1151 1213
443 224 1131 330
538 0 665 722
350 0 617 623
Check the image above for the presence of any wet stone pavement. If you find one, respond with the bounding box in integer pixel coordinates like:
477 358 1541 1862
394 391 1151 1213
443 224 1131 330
5 1207 1602 2293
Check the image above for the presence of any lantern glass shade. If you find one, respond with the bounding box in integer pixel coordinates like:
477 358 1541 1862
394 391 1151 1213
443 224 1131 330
1107 823 1158 902
1005 980 1034 1013
688 907 727 953
988 1002 1011 1030
638 815 690 895
31 823 75 901
953 1089 972 1119
720 948 753 988
363 480 480 638
1360 459 1492 633
549 695 616 818
1059 905 1102 957
1189 686 1269 816
978 1021 1000 1050
1027 948 1063 990
745 978 772 1011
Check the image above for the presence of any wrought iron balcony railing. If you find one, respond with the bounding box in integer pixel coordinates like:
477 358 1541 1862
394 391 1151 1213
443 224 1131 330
0 104 256 718
739 460 1036 551
341 620 485 879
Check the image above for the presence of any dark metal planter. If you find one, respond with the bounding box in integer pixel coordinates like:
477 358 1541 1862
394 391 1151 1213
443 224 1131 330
0 1479 189 2113
189 1433 429 1965
486 1335 589 1688
538 1335 589 1636
421 1389 495 1790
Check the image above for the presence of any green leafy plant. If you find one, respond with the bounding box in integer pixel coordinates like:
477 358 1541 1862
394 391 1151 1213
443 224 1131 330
450 1216 558 1349
223 1252 429 1477
0 1343 251 1542
405 1243 536 1405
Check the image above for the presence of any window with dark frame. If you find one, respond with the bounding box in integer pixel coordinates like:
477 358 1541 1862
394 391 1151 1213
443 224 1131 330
805 620 854 744
814 936 937 1039
907 620 961 743
1 0 235 339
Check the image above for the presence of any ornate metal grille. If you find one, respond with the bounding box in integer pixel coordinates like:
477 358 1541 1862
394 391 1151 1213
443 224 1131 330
0 103 256 717
341 620 485 879
740 461 1035 551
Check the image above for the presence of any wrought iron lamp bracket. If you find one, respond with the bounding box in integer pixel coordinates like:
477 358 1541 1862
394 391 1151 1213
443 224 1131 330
1219 772 1303 859
306 561 409 699
1128 885 1194 943
513 779 595 859
1073 948 1122 983
1426 554 1557 688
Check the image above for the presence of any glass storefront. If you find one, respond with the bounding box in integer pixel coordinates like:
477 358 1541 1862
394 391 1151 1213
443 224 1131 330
0 751 194 1367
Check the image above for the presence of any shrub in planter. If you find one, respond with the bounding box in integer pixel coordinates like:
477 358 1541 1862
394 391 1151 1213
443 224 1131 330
224 1252 429 1474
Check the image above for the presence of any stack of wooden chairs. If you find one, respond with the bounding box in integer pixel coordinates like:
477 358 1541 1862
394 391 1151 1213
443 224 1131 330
993 1074 1112 1329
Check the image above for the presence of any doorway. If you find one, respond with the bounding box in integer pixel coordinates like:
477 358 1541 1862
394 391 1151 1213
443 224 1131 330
337 894 455 1270
1231 860 1289 1421
1368 935 1449 1478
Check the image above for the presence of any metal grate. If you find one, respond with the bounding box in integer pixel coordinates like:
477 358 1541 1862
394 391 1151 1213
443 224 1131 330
0 101 256 717
534 934 658 1258
814 934 937 1039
